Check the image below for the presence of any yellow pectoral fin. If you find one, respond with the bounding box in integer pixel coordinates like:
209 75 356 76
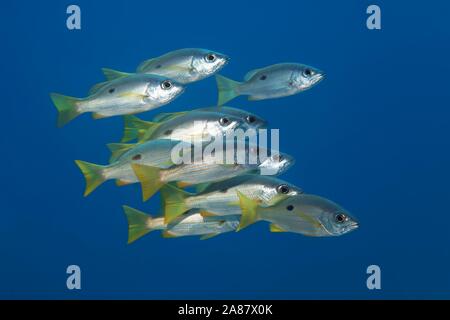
270 223 286 232
163 65 191 73
118 92 147 99
299 211 322 229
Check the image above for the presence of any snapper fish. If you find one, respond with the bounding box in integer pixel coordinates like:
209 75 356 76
120 110 260 143
74 139 189 196
123 206 240 243
50 73 184 127
239 193 359 236
132 144 295 203
150 106 268 131
215 63 324 105
101 48 229 84
159 175 302 225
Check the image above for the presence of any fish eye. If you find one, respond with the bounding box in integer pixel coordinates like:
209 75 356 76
335 213 347 223
205 53 216 62
259 75 267 80
161 80 172 90
276 184 290 194
303 69 313 77
219 117 230 126
286 205 294 211
245 115 256 124
132 154 142 161
108 88 115 94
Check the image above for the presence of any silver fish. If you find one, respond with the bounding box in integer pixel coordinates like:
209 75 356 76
132 144 295 202
151 106 268 130
215 63 324 105
160 175 301 224
74 139 189 196
51 74 184 127
123 206 240 243
255 194 359 237
121 111 254 143
101 48 229 84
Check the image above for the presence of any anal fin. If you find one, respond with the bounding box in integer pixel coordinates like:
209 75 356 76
200 233 220 240
162 231 178 238
270 223 286 232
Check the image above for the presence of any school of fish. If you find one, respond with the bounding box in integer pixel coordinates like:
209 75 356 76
51 48 358 243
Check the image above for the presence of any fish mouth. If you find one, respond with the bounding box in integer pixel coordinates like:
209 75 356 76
346 222 359 232
311 73 325 85
173 86 186 99
220 56 230 68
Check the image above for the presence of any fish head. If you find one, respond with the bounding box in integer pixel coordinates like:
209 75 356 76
289 195 358 236
291 64 325 91
263 194 358 237
258 151 295 176
192 49 229 76
319 206 359 236
146 76 185 104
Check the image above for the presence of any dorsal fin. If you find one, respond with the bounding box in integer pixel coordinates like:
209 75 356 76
101 68 130 81
121 115 150 142
244 68 262 81
136 58 156 73
88 81 110 95
152 111 187 123
107 143 135 163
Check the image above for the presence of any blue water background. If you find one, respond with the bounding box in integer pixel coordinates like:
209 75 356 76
1 1 450 299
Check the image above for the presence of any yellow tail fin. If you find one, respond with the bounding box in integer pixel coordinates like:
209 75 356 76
50 93 82 127
74 160 107 196
160 184 191 224
215 75 241 105
236 191 260 231
123 205 153 244
131 164 164 201
122 115 160 143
